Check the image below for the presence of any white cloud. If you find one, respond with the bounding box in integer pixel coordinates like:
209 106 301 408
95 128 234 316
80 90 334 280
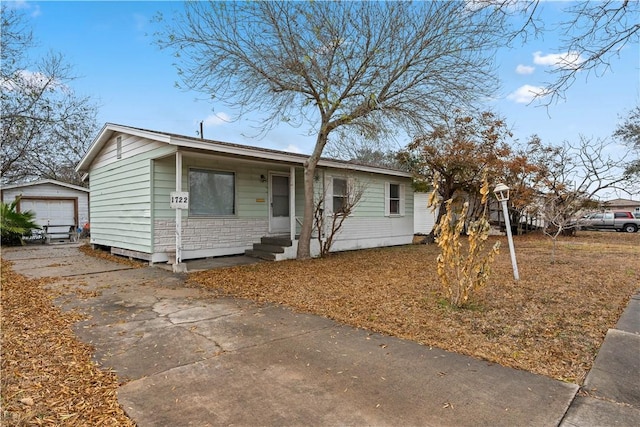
284 144 302 154
533 51 585 70
1 69 64 92
516 64 535 75
203 112 231 127
464 0 521 12
507 84 549 104
6 1 41 17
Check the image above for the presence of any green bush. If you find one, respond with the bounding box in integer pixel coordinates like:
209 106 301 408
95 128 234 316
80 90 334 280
1 199 41 245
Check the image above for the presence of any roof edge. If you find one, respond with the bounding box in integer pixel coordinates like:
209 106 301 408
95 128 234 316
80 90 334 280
77 123 412 178
0 179 89 193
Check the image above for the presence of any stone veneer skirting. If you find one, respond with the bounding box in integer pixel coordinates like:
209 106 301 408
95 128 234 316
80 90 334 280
154 218 269 254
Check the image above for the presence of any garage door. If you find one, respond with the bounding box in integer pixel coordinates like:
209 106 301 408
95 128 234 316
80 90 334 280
20 199 76 227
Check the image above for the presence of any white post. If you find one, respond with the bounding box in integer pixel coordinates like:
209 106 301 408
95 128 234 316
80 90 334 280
501 199 519 281
174 151 186 273
290 166 296 241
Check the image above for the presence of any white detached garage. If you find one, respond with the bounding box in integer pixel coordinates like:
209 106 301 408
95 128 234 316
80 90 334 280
1 179 90 239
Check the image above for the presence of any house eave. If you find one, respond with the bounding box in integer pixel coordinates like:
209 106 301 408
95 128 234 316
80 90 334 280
78 123 412 179
0 179 89 193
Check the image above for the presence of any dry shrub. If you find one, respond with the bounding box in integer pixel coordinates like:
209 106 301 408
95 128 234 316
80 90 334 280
432 176 500 307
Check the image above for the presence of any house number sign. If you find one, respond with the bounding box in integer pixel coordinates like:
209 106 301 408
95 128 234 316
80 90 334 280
170 191 189 209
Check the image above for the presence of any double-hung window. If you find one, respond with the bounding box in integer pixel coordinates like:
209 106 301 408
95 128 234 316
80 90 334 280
188 168 235 216
332 178 347 214
385 182 405 216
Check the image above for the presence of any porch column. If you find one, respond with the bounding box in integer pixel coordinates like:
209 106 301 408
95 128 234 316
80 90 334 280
174 151 186 273
290 166 296 240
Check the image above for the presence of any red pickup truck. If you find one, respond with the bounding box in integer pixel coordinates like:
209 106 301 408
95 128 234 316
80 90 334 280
578 211 640 233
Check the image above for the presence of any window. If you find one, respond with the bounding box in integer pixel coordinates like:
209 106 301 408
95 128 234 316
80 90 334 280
389 183 400 215
116 136 122 159
188 169 235 216
385 182 405 216
332 178 347 214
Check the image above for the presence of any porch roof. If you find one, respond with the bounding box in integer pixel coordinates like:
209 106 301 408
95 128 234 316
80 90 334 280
76 123 412 178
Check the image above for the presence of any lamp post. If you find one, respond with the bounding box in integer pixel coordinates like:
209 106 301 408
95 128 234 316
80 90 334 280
494 183 519 281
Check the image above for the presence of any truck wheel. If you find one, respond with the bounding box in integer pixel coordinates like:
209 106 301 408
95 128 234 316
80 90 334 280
623 224 638 233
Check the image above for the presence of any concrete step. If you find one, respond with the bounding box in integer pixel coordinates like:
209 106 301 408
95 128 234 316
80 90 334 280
253 243 285 253
244 249 277 261
261 236 292 247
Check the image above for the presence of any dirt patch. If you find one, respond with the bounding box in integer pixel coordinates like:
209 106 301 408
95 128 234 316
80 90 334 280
188 231 640 384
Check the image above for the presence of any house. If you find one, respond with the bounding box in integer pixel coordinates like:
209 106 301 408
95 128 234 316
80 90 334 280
1 179 90 239
76 123 414 270
413 192 438 235
602 198 640 216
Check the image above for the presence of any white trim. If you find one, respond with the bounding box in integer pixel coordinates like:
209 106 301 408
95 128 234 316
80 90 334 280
175 152 183 266
384 182 390 216
268 172 291 234
0 179 89 193
289 166 296 240
385 182 405 217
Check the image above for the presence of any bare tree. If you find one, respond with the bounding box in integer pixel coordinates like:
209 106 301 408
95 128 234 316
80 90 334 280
498 0 640 103
155 1 510 259
540 192 586 263
614 106 640 184
1 5 98 186
527 135 628 258
313 176 366 257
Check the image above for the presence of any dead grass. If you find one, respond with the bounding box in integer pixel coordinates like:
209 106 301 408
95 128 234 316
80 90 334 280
0 231 636 424
188 231 640 384
0 259 135 426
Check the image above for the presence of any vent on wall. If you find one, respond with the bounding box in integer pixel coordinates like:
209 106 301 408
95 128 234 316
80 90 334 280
116 136 122 159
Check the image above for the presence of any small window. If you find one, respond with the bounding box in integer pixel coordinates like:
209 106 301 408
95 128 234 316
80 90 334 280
389 183 400 215
614 212 629 218
116 136 122 159
385 182 404 216
189 169 235 216
603 212 614 220
332 178 347 214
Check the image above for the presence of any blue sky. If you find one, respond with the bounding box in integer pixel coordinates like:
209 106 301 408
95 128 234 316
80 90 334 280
8 0 640 156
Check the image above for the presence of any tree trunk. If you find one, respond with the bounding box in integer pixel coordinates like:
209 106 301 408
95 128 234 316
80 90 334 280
297 127 329 260
297 163 317 260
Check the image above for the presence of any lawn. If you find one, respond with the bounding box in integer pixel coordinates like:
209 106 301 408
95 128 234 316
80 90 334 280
188 231 640 384
1 231 637 425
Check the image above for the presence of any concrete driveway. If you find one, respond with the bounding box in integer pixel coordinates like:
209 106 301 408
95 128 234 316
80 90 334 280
5 242 630 426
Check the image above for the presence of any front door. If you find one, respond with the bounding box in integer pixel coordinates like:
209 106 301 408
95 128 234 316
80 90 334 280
269 174 290 233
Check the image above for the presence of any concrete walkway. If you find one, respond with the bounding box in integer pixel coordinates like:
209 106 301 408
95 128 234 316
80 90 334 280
560 292 640 426
3 244 638 426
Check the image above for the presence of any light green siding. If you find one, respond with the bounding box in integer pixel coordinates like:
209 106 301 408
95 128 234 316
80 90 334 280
89 145 176 253
179 156 289 219
152 156 178 219
322 168 414 218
